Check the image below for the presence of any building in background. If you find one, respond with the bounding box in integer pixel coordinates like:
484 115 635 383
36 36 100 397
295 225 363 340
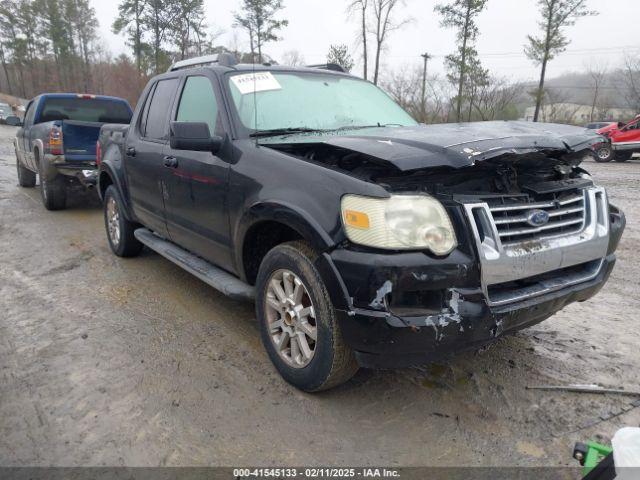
524 103 636 125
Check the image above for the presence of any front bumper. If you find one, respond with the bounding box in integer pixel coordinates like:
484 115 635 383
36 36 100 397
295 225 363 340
317 198 625 369
337 255 615 369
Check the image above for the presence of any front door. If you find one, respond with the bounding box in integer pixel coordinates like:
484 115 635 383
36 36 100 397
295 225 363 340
162 74 233 272
613 118 640 150
125 78 180 238
19 100 36 169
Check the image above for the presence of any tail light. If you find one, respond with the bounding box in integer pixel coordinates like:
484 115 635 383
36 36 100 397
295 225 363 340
96 140 102 166
48 127 63 155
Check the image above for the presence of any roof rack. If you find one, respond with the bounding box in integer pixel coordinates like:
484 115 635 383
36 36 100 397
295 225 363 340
169 53 238 72
306 63 347 73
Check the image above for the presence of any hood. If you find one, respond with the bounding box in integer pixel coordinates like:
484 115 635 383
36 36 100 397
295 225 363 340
261 121 604 172
597 123 620 135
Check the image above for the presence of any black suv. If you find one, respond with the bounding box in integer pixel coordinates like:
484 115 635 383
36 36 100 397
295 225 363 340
98 54 625 392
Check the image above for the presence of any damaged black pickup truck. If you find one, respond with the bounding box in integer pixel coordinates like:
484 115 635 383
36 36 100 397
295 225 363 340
97 54 625 392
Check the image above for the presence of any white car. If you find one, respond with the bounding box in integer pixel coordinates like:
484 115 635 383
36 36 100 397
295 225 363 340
0 103 13 123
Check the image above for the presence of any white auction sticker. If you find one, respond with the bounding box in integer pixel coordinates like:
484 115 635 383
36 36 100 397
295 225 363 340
231 72 282 95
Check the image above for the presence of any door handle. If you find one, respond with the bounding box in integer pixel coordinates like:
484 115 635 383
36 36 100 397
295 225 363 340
126 147 136 157
163 156 178 168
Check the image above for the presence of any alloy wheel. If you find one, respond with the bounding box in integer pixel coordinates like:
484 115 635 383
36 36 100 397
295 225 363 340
265 269 318 369
106 196 121 247
597 147 611 160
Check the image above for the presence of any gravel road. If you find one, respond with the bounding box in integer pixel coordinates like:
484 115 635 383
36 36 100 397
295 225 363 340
0 123 638 467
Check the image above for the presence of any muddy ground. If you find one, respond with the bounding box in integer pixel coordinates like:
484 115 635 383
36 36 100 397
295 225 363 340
0 123 639 468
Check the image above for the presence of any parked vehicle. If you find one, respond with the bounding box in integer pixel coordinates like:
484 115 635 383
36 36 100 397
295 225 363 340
594 115 640 162
13 94 133 210
585 121 616 130
98 55 625 392
0 102 12 124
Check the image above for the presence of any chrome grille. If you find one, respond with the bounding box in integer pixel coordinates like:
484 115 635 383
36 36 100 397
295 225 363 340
486 190 587 246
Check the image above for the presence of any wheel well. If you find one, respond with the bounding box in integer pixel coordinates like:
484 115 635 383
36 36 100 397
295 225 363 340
242 221 304 285
99 171 113 199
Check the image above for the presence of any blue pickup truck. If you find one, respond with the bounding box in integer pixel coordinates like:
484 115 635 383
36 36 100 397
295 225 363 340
13 93 132 210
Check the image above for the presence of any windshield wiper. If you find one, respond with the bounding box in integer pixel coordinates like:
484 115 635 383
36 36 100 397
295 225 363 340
332 123 404 132
250 127 324 138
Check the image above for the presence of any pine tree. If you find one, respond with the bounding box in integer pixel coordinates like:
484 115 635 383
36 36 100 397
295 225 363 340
234 0 288 63
435 0 488 122
526 0 596 122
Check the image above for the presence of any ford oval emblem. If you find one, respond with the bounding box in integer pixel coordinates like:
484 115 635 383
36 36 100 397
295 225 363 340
526 209 550 227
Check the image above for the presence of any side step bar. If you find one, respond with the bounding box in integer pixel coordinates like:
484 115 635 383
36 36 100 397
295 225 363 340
134 228 255 302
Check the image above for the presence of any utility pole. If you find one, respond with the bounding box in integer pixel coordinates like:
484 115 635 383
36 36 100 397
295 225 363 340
421 53 432 122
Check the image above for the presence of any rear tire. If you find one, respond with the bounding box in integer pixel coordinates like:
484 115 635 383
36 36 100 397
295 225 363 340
38 157 66 210
615 152 633 162
256 241 358 392
16 151 36 188
104 185 143 258
594 145 613 163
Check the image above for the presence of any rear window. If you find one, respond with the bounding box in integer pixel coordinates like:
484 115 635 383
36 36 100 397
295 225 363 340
37 97 131 124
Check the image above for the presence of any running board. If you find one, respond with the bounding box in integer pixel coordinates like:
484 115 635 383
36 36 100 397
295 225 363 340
134 228 255 302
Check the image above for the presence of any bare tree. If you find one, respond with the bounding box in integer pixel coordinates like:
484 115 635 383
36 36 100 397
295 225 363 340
472 78 524 121
281 49 305 66
347 0 369 80
435 0 488 122
370 0 407 85
526 0 597 122
382 66 458 123
585 61 608 121
619 54 640 112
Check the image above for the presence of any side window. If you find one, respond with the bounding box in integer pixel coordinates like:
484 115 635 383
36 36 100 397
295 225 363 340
176 76 219 135
139 83 157 137
24 101 36 126
143 78 179 141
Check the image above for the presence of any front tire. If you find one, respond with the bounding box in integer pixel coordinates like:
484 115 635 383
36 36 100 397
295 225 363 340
594 145 613 163
16 152 36 188
103 185 143 257
256 241 358 392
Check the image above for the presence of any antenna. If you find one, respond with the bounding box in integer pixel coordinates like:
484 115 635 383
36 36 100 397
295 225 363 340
253 57 259 147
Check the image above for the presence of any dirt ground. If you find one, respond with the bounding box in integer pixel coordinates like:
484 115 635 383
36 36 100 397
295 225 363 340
0 123 639 468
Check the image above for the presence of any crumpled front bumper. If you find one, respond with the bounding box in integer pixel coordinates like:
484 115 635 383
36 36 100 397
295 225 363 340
315 202 625 369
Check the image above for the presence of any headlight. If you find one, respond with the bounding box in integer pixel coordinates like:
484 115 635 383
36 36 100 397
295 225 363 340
341 194 457 255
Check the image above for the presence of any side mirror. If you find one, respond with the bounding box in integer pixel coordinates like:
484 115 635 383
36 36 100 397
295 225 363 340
5 115 22 127
169 121 223 154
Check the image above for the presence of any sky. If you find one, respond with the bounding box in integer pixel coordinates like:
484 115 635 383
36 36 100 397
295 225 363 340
92 0 640 82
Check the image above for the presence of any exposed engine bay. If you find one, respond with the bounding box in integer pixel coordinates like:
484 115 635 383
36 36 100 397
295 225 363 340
266 141 594 200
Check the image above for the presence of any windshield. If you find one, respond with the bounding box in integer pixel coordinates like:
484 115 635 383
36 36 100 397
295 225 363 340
227 71 417 134
37 97 132 124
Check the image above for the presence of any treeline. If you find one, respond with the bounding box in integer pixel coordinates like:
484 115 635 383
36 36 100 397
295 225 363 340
0 0 289 105
0 0 639 123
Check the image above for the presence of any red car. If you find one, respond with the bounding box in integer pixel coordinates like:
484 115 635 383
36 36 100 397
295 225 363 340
594 115 640 162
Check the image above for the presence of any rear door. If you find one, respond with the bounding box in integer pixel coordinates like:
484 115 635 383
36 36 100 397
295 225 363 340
162 74 233 271
124 78 180 238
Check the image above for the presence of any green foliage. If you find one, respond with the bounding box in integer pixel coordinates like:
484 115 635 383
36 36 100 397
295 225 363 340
526 0 597 121
435 0 487 44
234 0 288 63
435 0 488 121
525 0 596 65
327 44 354 73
